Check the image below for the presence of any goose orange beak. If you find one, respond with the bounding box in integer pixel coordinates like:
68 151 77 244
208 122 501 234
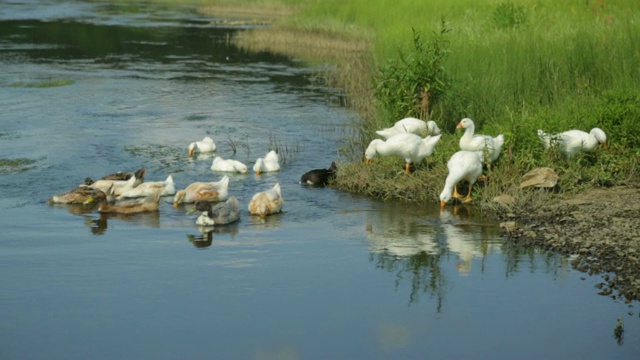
365 158 371 164
456 122 463 129
440 200 446 209
602 143 608 149
188 148 194 157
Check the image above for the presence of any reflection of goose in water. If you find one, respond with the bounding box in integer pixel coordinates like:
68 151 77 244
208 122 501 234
187 223 241 249
84 211 162 235
439 208 500 274
365 205 439 257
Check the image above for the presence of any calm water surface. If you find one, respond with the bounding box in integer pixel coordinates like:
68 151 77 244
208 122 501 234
1 1 638 359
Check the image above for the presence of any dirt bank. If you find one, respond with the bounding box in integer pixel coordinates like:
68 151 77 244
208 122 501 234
499 184 640 303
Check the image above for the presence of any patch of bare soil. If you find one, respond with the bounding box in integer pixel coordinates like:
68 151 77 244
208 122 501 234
499 184 640 303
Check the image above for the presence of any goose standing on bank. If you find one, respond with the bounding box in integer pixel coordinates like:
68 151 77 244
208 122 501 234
457 118 504 167
376 117 442 139
365 133 442 174
439 151 484 208
537 128 607 157
188 136 216 156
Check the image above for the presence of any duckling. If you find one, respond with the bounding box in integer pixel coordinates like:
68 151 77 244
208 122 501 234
189 136 216 156
173 175 229 206
98 191 161 214
253 150 280 175
248 183 283 217
190 197 241 226
300 162 337 186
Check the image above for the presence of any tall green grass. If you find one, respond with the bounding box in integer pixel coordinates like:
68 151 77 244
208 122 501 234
152 0 640 204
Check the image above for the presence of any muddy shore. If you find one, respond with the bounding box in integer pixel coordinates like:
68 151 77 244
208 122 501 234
498 183 640 303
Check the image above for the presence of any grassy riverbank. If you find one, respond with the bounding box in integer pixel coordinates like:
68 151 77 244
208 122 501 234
161 0 640 209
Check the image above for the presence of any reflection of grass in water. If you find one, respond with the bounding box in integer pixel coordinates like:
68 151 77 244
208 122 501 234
0 157 39 174
124 144 186 172
10 79 75 88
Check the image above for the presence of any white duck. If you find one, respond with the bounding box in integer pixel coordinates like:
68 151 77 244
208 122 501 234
190 197 241 226
365 133 442 174
188 136 216 156
376 117 442 139
118 175 176 199
439 150 484 208
248 183 283 217
210 156 248 174
173 175 229 205
253 150 281 175
537 128 607 157
456 118 504 166
91 173 141 197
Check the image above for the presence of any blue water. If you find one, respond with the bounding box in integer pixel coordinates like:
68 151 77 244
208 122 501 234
0 1 638 359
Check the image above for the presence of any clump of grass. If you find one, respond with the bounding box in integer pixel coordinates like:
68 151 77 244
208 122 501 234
267 133 300 165
492 2 527 29
375 20 451 122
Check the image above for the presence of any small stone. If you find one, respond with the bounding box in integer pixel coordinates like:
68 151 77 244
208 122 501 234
493 194 515 206
500 221 518 233
519 167 559 189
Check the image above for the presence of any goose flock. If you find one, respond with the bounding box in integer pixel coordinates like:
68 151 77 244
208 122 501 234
49 136 338 228
50 116 607 226
364 117 607 208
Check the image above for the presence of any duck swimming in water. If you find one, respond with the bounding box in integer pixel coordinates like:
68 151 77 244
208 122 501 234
300 162 337 186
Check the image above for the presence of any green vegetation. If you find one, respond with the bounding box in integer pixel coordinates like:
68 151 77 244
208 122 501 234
10 79 75 88
158 0 640 208
0 158 39 174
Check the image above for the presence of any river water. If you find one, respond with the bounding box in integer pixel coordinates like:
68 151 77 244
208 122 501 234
1 1 638 359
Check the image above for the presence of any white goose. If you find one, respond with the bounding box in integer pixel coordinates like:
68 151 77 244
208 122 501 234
439 151 484 208
248 183 283 217
173 175 229 205
91 174 141 197
210 156 248 174
376 117 442 139
456 118 504 165
365 133 442 174
537 128 607 157
118 175 176 199
253 150 280 175
188 136 216 156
